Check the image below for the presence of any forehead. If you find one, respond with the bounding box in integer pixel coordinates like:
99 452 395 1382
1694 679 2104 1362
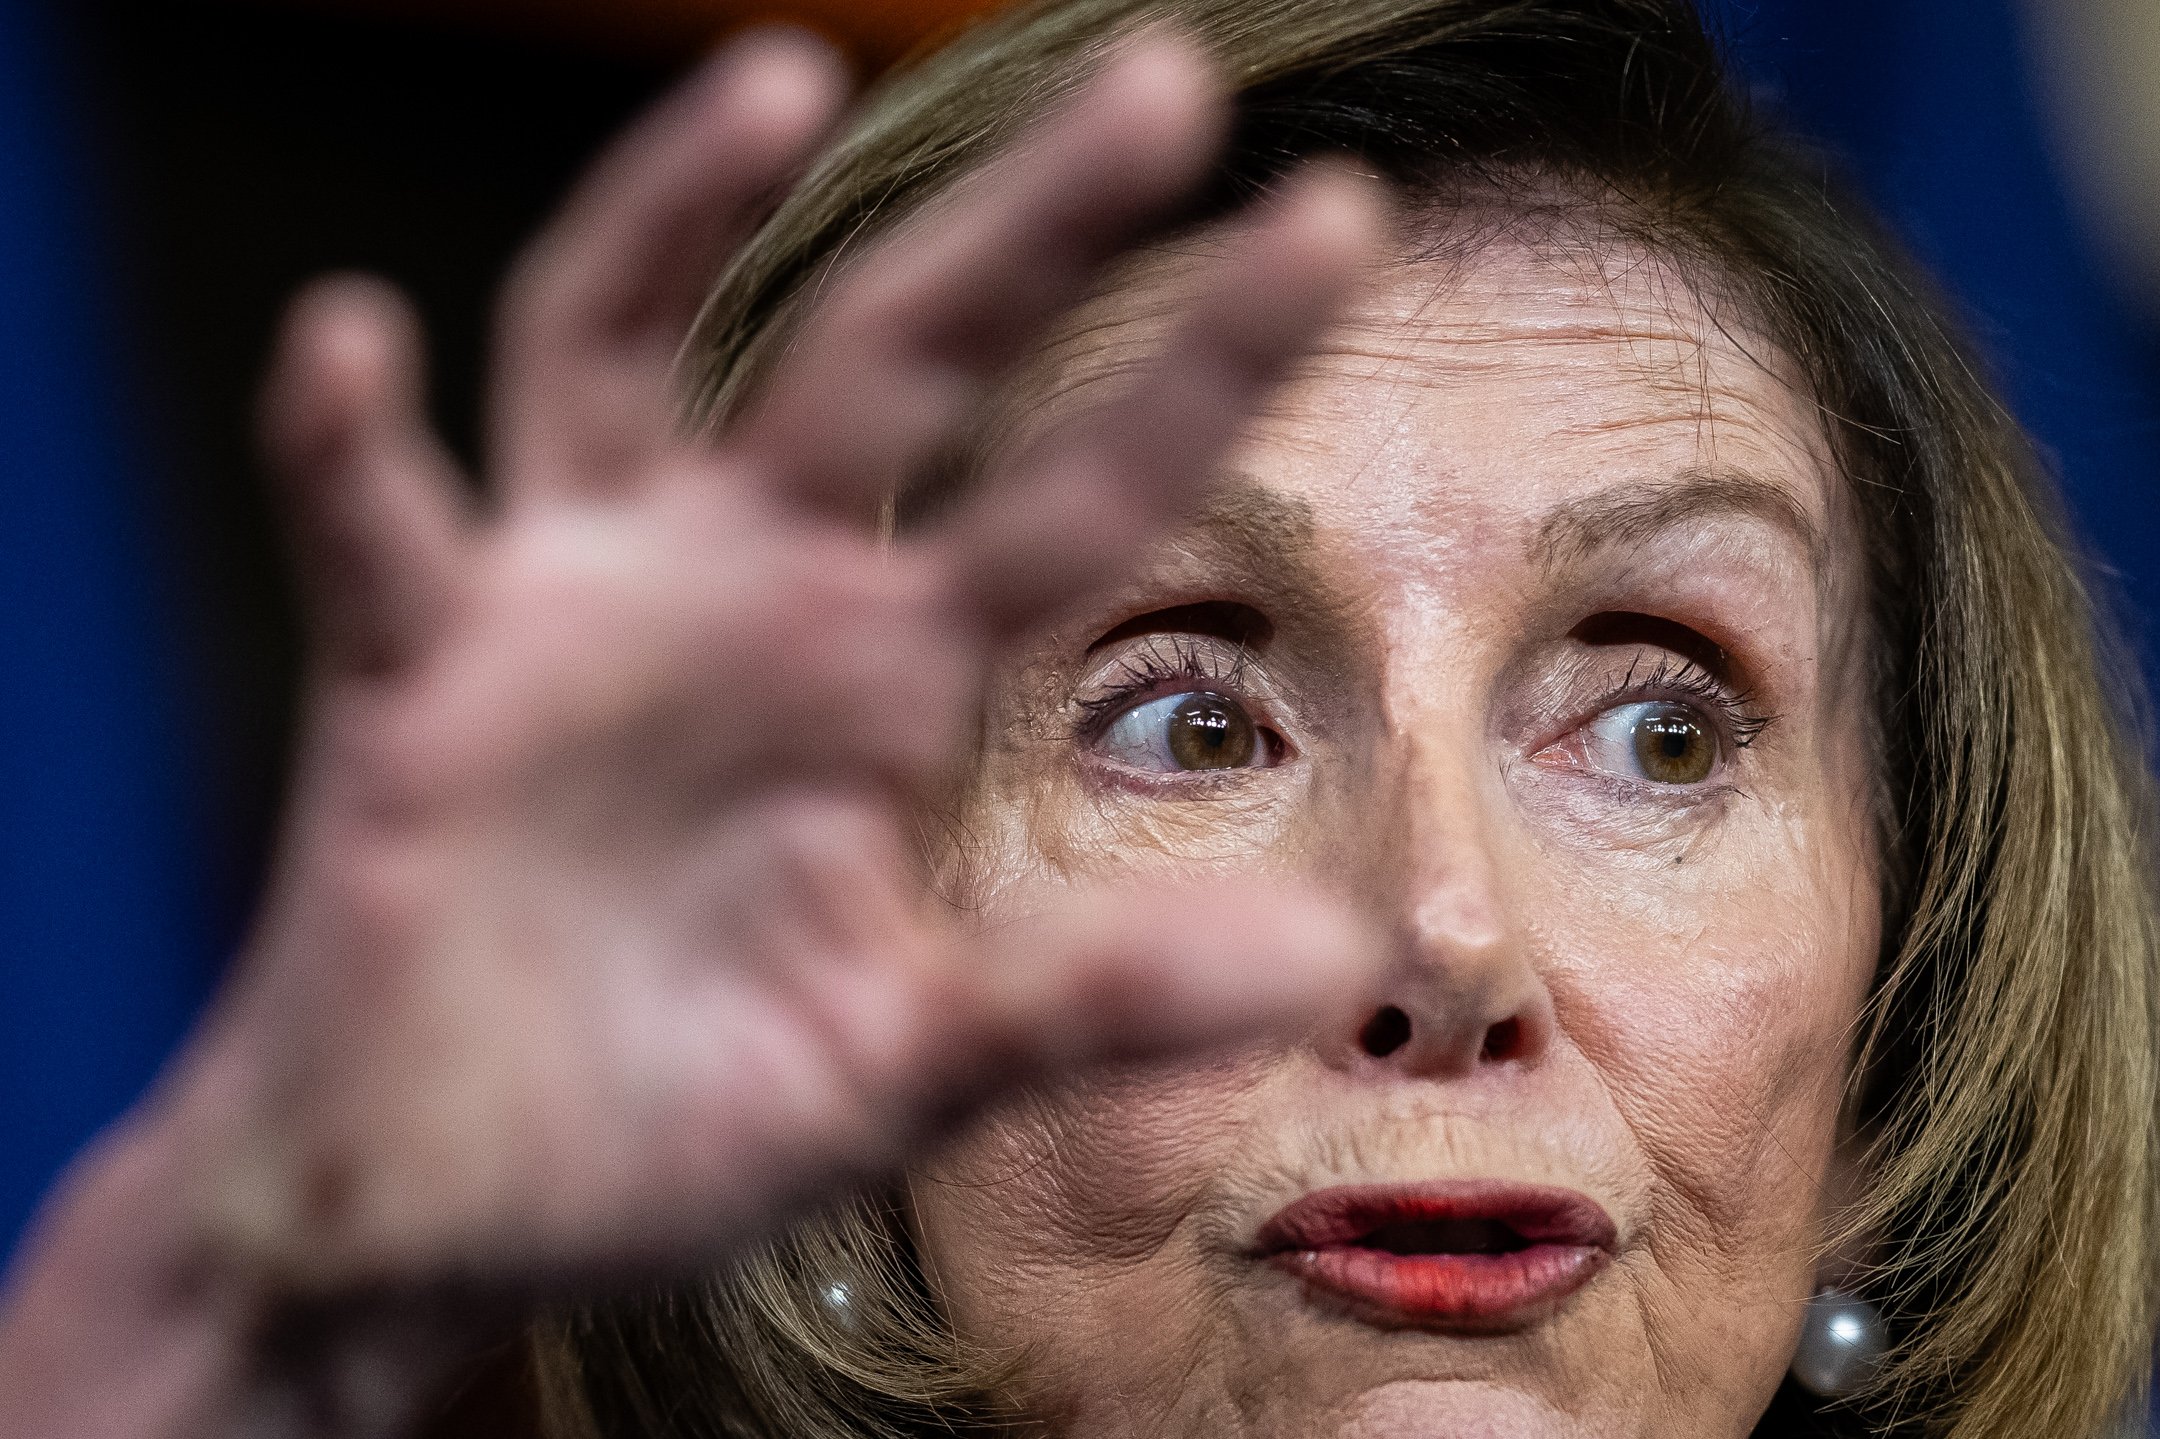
1019 229 1842 584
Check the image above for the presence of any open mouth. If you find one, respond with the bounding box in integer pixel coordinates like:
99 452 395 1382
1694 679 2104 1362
1254 1181 1615 1332
1354 1217 1534 1256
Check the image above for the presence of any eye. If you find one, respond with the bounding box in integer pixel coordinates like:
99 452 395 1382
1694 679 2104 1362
1581 700 1719 786
1097 690 1264 773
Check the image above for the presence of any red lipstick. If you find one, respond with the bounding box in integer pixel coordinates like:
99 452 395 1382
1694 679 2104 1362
1254 1180 1616 1332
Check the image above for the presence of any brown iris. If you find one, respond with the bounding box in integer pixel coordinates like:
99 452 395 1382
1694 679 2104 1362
1166 692 1258 770
1632 704 1715 784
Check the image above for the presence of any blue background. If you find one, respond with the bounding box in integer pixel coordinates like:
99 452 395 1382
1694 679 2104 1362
1708 0 2160 660
2 0 2154 1407
0 0 215 1255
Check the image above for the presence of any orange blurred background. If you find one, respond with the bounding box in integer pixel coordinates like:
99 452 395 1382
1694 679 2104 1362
267 0 1004 67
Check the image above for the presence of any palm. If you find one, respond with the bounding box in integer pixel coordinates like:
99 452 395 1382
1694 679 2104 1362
187 30 1381 1296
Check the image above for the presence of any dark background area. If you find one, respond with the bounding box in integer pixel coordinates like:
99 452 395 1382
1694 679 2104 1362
3 0 2157 1424
0 3 686 1287
76 0 678 942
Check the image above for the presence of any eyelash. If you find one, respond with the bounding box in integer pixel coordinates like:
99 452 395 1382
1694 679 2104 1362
1073 635 1262 737
1603 652 1774 752
1069 635 1774 773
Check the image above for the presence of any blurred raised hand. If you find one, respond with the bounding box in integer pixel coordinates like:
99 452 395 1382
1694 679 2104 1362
0 27 1380 1437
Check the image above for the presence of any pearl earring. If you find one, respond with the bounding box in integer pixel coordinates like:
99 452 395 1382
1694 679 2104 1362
1790 1287 1887 1398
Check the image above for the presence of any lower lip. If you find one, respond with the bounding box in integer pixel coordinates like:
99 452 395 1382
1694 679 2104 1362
1270 1243 1609 1331
1258 1181 1615 1332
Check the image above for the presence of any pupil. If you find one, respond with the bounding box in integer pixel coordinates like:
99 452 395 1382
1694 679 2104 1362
1168 692 1256 771
1634 707 1712 784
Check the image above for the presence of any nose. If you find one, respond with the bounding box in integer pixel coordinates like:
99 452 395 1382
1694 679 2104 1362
1322 747 1554 1079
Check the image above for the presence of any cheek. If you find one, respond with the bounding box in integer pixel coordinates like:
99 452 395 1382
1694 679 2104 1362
1536 838 1877 1296
912 1060 1266 1357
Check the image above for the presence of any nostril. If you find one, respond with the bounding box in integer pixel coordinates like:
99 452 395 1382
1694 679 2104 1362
1359 1005 1412 1058
1481 1017 1523 1063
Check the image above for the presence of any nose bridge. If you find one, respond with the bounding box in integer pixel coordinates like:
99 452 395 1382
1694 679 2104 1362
1331 705 1551 1078
1398 733 1510 955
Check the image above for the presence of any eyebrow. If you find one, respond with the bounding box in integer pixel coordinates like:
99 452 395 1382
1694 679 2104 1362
1184 473 1321 563
1089 471 1367 648
1530 466 1824 574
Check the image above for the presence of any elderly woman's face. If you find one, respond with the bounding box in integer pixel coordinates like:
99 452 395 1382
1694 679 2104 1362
911 234 1881 1438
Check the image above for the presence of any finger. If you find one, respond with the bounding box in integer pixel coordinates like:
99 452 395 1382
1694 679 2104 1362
732 33 1228 517
492 30 848 494
259 275 473 674
636 877 1377 1277
926 880 1384 1087
941 165 1385 634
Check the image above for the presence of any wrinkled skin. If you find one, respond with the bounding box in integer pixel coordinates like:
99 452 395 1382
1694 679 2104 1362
913 233 1882 1439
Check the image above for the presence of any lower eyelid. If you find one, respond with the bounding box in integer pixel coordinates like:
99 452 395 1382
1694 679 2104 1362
1525 754 1741 814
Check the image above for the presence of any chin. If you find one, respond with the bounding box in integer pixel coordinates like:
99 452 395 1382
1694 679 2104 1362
1322 1379 1581 1439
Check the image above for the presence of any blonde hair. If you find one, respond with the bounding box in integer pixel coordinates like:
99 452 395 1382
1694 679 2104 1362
539 1 2160 1435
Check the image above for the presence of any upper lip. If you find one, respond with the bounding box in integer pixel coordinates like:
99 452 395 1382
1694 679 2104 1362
1253 1179 1618 1258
